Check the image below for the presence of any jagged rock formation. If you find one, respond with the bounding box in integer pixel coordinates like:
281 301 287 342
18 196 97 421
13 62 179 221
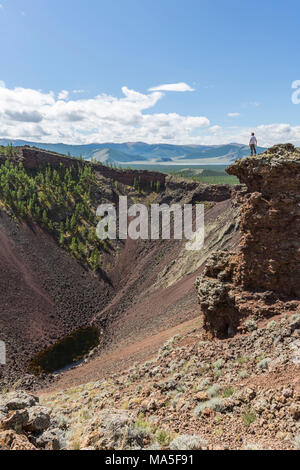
196 144 300 338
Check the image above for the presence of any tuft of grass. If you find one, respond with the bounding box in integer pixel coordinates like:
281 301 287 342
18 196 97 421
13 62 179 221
70 440 81 450
242 410 257 426
135 413 153 433
156 429 171 447
236 356 249 365
223 387 235 398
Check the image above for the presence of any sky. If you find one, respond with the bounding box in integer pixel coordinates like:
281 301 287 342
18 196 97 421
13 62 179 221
0 0 300 146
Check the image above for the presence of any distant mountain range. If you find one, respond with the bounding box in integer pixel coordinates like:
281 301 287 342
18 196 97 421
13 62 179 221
0 139 267 164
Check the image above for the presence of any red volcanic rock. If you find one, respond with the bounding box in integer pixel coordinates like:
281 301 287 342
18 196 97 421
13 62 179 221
196 144 300 338
227 143 300 297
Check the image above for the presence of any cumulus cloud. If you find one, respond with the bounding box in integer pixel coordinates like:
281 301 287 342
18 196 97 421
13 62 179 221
253 124 300 147
0 80 5 88
0 84 209 144
191 123 300 147
148 82 195 92
227 112 240 117
5 110 43 123
1 83 300 147
58 90 69 100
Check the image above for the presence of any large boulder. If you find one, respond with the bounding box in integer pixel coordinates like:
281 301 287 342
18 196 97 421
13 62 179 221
24 407 51 433
0 430 37 450
0 391 67 451
3 391 39 411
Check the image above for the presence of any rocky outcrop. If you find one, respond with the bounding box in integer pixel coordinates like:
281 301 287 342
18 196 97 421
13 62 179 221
228 143 300 296
196 144 300 338
0 391 66 450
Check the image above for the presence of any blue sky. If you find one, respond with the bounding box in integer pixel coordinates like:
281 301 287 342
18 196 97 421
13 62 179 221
0 0 300 145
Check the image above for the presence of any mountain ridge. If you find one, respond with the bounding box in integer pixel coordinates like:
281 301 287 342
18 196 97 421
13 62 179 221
0 139 267 164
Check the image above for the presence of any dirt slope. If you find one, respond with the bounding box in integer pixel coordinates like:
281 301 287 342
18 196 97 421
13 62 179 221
0 211 111 385
42 198 240 391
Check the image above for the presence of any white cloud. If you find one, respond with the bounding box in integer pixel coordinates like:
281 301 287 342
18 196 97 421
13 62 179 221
5 110 43 123
58 90 69 100
208 125 222 134
0 80 5 88
148 82 195 92
73 89 85 94
1 83 300 147
253 123 300 147
227 112 240 117
0 84 209 144
191 123 300 147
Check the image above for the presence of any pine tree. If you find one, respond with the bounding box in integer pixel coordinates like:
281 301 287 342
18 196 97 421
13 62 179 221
59 231 65 246
70 213 77 231
42 210 48 225
89 248 99 271
70 237 77 253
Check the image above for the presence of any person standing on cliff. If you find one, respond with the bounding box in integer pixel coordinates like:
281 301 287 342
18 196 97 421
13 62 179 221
249 133 257 156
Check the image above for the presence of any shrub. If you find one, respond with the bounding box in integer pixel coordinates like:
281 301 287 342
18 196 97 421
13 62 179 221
242 410 257 426
238 370 248 379
236 356 249 365
170 435 207 450
243 443 263 450
126 425 151 448
244 319 258 332
207 384 221 398
156 429 171 447
290 314 300 323
213 359 224 370
294 435 300 450
267 320 278 330
194 398 227 418
257 358 271 371
196 378 212 391
223 387 235 398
